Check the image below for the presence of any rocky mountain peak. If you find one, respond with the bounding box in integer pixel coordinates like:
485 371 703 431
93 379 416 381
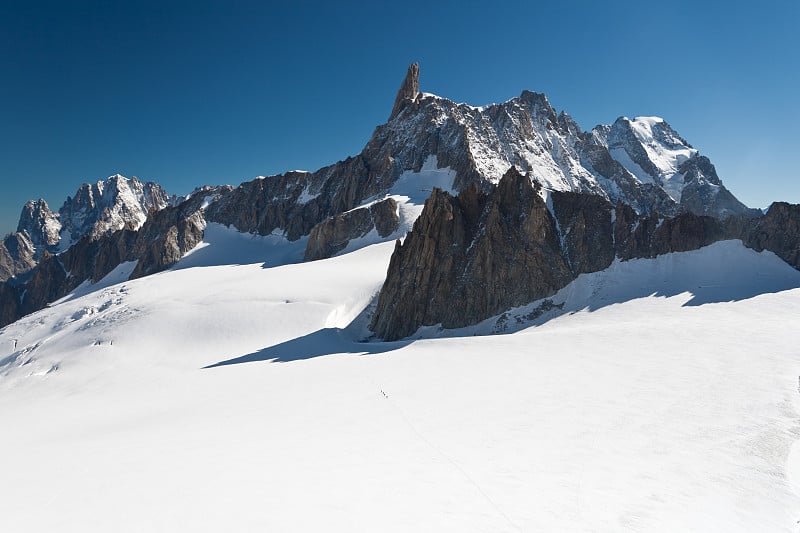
591 115 750 216
58 174 170 243
390 63 420 119
17 198 61 251
519 90 557 120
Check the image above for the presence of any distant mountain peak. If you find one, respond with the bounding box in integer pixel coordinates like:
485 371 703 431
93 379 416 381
5 174 173 267
17 198 61 252
0 66 760 325
58 174 171 244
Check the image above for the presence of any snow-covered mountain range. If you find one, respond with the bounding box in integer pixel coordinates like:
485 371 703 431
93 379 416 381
2 64 800 532
0 63 793 339
379 64 749 218
0 64 779 331
1 65 749 276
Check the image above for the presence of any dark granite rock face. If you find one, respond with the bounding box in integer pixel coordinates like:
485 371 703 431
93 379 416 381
57 227 140 285
129 191 214 279
743 202 800 268
550 192 615 275
19 252 70 317
613 204 726 260
304 198 399 261
369 167 793 340
650 212 726 256
0 283 21 327
93 228 140 282
371 198 400 238
205 159 388 242
370 168 572 340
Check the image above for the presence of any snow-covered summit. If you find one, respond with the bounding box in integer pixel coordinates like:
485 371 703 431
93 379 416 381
378 66 750 218
600 116 696 201
6 175 171 264
57 174 171 246
17 198 61 253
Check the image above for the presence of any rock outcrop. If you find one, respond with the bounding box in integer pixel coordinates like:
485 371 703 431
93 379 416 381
742 202 800 268
205 162 387 241
19 252 69 317
371 169 572 340
549 192 615 274
0 283 21 327
130 198 208 279
304 198 399 261
369 167 795 340
612 204 726 261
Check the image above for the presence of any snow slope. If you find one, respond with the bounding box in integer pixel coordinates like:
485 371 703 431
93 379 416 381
1 234 800 532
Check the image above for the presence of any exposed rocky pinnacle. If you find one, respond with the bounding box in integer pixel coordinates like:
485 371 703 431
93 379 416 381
389 63 420 120
370 168 572 340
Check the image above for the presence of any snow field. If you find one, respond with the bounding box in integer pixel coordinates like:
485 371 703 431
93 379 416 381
1 232 799 531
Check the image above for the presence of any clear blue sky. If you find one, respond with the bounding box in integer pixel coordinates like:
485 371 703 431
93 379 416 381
1 0 798 235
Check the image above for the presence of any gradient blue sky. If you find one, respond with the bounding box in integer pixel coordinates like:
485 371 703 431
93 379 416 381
1 0 798 235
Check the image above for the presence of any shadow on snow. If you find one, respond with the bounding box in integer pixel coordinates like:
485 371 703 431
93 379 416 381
202 328 410 368
203 242 800 368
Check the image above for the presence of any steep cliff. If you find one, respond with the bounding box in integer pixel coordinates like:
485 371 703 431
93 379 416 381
370 167 789 340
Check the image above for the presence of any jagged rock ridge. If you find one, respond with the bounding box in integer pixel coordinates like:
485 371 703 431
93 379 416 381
0 64 776 330
57 174 171 245
369 167 787 341
0 175 171 283
200 64 753 260
304 198 399 261
17 199 61 251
